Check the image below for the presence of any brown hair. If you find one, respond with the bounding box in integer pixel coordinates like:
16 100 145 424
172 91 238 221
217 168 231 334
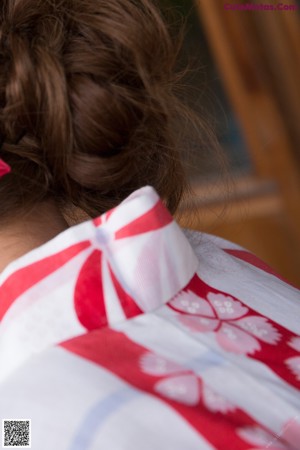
0 0 204 220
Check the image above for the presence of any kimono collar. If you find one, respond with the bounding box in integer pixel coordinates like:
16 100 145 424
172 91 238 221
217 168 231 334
0 186 198 380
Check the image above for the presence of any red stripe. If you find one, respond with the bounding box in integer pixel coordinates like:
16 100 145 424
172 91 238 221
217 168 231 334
115 200 173 239
93 208 116 227
224 249 299 289
61 328 262 449
93 216 103 227
105 208 116 221
0 241 90 321
74 250 108 330
108 264 143 319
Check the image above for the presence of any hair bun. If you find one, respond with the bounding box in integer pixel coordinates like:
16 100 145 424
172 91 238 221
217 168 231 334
0 0 188 218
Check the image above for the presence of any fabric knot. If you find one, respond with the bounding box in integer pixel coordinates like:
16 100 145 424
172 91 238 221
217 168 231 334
93 227 112 249
73 186 199 330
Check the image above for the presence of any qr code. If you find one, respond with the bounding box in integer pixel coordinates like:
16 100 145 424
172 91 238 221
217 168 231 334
2 420 31 448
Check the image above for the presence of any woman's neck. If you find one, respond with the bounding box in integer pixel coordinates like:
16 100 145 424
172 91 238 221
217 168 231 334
0 200 69 273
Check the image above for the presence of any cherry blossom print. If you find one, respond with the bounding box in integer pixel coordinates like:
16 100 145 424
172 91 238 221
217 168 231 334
140 352 184 376
207 292 249 320
285 337 300 382
155 374 200 406
237 426 289 449
285 356 300 382
169 291 281 355
235 316 281 344
179 315 220 333
288 337 300 352
170 290 214 317
139 352 235 412
216 322 261 354
201 384 235 414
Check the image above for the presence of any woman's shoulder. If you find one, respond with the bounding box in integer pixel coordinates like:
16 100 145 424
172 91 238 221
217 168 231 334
183 227 298 286
182 228 300 335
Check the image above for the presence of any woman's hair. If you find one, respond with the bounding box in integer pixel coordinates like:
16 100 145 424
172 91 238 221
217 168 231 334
0 0 208 220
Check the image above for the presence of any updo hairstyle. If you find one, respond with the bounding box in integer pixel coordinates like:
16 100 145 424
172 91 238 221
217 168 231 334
0 0 195 219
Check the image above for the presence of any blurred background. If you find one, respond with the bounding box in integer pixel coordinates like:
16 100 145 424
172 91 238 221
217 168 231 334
161 0 300 287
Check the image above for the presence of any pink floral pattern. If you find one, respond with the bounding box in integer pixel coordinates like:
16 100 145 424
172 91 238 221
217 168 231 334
169 291 281 355
139 352 235 412
285 357 300 382
288 337 300 352
285 337 300 381
237 426 290 449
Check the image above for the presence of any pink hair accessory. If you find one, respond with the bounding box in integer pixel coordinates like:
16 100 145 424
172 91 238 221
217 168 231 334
0 159 11 178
